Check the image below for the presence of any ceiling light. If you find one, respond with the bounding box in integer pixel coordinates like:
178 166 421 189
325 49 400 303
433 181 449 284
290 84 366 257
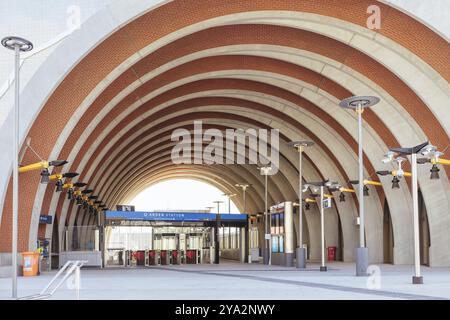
392 176 400 189
430 164 440 180
363 185 369 197
40 168 50 184
67 188 74 200
55 179 63 192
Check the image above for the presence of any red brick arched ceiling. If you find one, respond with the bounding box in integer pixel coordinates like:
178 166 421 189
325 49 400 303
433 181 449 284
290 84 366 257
2 0 449 251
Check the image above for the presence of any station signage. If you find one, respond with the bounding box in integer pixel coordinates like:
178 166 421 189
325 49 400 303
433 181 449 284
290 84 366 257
105 211 248 222
39 215 52 224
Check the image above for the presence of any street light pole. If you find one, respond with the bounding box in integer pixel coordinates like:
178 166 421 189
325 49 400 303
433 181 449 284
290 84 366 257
320 186 326 272
387 141 429 284
339 96 380 277
289 140 314 269
235 183 250 263
411 152 421 283
235 184 250 213
303 180 340 272
2 36 33 299
259 166 272 265
212 200 223 264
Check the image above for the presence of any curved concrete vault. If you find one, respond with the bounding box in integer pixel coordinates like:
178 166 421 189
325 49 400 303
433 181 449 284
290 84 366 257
0 0 449 266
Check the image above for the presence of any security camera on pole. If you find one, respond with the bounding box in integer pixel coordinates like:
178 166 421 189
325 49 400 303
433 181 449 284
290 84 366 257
339 95 380 277
382 141 434 284
2 36 33 299
303 180 340 271
288 140 314 269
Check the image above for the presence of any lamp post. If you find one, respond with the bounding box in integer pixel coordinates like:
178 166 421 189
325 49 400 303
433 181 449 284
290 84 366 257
235 183 251 213
222 193 236 249
383 141 430 284
259 166 272 265
304 180 340 271
212 200 223 264
235 183 251 263
222 193 236 214
288 140 314 269
339 95 380 276
2 36 33 299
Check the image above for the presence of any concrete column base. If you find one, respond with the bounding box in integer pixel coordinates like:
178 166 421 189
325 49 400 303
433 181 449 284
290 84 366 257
320 266 327 272
412 276 424 284
296 247 306 269
356 247 369 276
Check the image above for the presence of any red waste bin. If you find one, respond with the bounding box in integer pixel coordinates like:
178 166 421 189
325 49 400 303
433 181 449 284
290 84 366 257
136 250 145 266
171 250 180 265
327 246 336 261
160 250 169 265
186 250 197 264
148 250 157 265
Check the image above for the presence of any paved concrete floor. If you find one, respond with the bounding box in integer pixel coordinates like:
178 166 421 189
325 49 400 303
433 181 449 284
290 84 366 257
1 260 449 300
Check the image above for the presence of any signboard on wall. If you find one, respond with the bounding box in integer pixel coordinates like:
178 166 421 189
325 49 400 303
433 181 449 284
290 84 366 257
105 211 248 222
39 215 53 224
116 205 135 212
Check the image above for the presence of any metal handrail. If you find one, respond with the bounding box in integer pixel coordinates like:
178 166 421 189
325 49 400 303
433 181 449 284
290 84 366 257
18 260 87 300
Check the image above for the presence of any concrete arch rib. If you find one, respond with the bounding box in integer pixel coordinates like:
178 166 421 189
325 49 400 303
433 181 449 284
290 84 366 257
0 0 448 268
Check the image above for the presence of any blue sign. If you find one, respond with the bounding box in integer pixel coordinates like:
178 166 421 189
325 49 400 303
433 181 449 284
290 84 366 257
39 215 52 224
105 211 248 222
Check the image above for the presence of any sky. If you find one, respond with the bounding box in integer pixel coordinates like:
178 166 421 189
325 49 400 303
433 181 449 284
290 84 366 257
127 179 240 213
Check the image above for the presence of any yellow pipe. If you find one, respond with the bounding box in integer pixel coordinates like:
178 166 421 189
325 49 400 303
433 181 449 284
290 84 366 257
433 158 450 166
49 174 63 181
74 190 81 196
324 194 333 198
305 198 316 203
363 179 382 186
18 161 48 173
63 183 73 189
392 170 412 177
340 187 355 193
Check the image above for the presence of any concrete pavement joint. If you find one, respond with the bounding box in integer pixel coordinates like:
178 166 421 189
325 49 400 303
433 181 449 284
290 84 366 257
154 266 447 300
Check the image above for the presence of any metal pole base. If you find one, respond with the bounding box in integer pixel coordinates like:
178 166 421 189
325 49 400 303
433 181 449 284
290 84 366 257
412 276 423 284
262 248 270 265
356 247 369 276
296 247 306 269
320 266 327 272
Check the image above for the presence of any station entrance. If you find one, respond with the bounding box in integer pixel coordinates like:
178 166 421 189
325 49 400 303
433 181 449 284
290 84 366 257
103 211 249 267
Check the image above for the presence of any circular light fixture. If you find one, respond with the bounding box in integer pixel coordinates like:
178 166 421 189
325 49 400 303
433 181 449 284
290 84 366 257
1 36 33 51
49 160 68 167
339 96 380 110
288 140 315 150
73 182 87 188
62 172 79 179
